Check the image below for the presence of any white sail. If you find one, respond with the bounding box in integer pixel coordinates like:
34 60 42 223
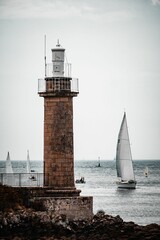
116 112 135 181
5 151 13 174
26 150 31 173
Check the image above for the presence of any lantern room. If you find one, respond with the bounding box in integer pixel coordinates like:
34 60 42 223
38 41 79 95
52 41 65 76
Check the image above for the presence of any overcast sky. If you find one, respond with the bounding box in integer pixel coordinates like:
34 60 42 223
0 0 160 161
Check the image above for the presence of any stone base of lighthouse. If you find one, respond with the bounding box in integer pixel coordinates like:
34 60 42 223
32 197 93 221
29 187 93 221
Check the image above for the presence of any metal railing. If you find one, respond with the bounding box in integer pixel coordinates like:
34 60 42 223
0 173 43 187
38 77 79 93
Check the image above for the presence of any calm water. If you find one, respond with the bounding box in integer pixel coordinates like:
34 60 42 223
0 159 160 226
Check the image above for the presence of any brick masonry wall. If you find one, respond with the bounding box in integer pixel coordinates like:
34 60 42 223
44 97 75 188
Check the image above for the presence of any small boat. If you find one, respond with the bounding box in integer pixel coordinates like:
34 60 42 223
116 112 137 189
144 166 149 177
75 177 86 184
29 175 36 181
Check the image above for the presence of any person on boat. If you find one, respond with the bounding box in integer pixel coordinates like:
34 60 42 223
80 177 85 183
75 177 85 183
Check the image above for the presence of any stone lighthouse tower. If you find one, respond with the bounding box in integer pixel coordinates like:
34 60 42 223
38 40 93 220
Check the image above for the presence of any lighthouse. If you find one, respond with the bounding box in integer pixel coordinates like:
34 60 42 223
38 40 93 220
38 41 78 190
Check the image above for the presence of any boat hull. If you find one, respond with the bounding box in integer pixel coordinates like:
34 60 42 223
116 181 136 189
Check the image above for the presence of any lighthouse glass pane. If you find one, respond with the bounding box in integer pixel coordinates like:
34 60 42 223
46 63 71 78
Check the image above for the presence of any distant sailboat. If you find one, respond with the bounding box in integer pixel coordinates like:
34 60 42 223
26 150 36 181
116 112 137 189
96 157 101 167
26 150 31 174
5 151 14 186
144 166 149 177
6 151 13 174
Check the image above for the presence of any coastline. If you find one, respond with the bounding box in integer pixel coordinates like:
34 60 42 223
1 209 160 239
0 185 160 240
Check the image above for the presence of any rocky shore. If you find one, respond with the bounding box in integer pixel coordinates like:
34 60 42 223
1 209 160 239
0 185 160 239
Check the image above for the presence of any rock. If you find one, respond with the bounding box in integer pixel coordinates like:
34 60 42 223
2 217 8 226
0 209 160 239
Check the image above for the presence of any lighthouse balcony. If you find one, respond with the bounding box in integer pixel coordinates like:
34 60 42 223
38 77 79 94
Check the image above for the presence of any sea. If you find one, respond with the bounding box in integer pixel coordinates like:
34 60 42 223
0 159 160 226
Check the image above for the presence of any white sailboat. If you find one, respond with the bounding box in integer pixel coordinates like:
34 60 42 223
144 166 149 177
6 151 13 174
26 150 36 181
96 157 101 167
26 150 31 174
116 112 136 189
5 151 14 186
